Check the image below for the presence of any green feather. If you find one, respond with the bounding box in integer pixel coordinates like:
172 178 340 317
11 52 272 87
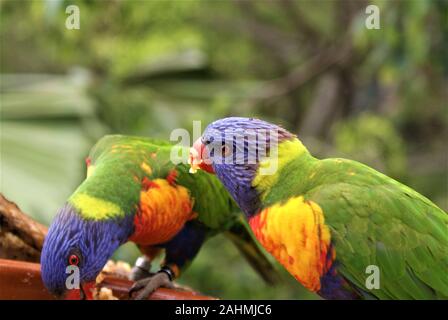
263 148 448 299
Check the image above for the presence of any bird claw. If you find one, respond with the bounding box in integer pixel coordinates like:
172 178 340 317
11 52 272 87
130 268 154 282
129 272 174 300
130 256 154 282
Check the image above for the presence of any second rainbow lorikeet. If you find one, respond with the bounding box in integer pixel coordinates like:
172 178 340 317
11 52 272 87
41 135 278 300
189 117 448 300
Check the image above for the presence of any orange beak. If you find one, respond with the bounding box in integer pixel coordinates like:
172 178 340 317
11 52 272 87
189 138 215 174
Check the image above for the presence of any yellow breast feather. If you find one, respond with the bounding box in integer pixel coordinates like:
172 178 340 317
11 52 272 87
249 195 333 292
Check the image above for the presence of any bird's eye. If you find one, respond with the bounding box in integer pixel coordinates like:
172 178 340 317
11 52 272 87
203 136 214 145
68 254 80 266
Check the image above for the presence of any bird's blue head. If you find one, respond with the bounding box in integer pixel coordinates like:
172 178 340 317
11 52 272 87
189 117 295 216
40 203 134 298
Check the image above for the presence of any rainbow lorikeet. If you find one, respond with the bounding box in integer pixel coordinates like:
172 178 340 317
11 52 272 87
41 135 277 300
189 117 448 299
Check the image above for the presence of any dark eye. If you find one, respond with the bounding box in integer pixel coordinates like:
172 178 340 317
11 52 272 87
203 136 214 145
68 254 80 266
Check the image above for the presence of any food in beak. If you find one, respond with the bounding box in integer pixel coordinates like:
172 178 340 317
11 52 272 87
188 146 201 174
189 138 215 174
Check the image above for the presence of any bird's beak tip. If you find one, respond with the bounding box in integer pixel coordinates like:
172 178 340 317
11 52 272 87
189 138 215 174
189 139 204 174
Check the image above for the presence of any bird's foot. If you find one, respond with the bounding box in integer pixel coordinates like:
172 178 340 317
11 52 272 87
129 267 175 300
130 256 153 281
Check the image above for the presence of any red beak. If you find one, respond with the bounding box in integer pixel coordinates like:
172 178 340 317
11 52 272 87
65 281 96 300
189 138 215 174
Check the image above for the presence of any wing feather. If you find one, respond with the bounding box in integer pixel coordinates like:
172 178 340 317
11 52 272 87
305 159 448 299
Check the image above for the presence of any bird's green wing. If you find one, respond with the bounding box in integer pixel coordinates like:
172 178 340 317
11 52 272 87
306 159 448 299
175 163 240 230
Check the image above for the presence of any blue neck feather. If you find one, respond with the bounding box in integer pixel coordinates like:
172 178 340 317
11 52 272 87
214 163 260 217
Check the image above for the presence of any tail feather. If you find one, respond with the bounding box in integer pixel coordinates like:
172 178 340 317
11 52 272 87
225 217 280 285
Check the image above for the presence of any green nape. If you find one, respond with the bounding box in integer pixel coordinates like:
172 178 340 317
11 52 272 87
68 135 170 220
68 135 238 227
255 138 319 208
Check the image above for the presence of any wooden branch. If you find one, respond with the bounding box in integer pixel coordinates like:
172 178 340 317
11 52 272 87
0 193 48 262
0 259 215 300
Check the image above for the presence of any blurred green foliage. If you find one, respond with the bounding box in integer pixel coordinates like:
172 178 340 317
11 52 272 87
333 113 407 179
0 0 446 299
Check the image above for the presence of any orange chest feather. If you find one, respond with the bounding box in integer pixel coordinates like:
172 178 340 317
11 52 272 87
129 179 195 246
248 196 334 292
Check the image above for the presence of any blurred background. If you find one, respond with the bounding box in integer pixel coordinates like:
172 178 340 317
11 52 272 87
0 0 446 299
